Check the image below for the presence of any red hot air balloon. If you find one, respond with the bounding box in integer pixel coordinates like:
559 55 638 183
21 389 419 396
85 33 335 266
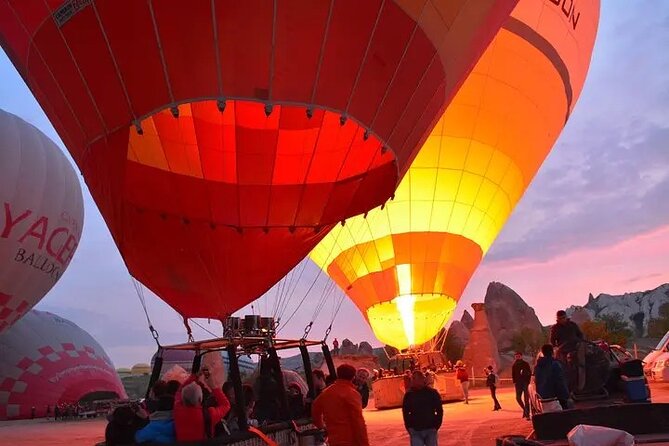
0 110 84 334
0 310 126 420
0 1 517 320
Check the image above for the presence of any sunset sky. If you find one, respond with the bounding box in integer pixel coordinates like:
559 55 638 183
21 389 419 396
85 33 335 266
1 2 668 367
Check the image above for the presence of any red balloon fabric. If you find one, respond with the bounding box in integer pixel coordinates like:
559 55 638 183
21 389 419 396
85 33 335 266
0 0 516 319
0 310 126 420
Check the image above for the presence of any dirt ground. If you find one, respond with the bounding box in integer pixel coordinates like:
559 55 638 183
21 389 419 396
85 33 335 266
2 385 669 446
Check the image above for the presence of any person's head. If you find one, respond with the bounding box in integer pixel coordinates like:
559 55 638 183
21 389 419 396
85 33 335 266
541 344 554 358
110 406 137 426
287 383 303 398
222 381 235 401
151 380 167 399
487 365 494 372
556 310 568 325
355 368 370 383
514 352 523 361
166 380 180 396
336 364 357 381
201 366 211 379
411 370 426 389
455 360 464 368
156 395 174 412
181 382 203 407
312 369 326 388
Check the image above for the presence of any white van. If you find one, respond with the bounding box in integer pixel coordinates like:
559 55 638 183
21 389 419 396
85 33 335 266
643 331 669 382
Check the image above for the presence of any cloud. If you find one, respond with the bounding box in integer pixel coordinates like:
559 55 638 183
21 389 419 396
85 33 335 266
486 3 669 262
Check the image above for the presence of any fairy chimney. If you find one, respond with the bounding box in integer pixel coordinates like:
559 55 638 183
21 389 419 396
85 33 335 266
461 303 501 375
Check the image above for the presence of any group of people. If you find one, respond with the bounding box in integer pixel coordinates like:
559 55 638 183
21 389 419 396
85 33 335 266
103 310 580 446
105 371 233 445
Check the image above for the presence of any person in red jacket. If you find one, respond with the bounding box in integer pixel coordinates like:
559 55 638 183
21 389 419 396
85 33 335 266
173 372 231 442
312 364 369 446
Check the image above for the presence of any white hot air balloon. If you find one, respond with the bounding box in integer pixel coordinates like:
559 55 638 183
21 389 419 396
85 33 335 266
0 110 84 333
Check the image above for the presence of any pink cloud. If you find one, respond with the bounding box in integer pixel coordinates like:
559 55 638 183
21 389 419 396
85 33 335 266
458 225 669 325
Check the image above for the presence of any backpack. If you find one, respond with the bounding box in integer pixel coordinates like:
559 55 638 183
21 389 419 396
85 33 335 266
456 368 468 382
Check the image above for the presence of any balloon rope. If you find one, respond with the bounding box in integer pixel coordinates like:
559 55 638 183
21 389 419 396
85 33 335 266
131 278 160 347
189 318 218 338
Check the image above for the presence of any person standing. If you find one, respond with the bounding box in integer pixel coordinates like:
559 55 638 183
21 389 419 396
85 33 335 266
402 371 443 446
332 338 340 356
512 352 532 419
485 366 502 411
312 364 370 446
550 310 583 349
173 372 231 442
534 344 571 410
454 361 469 404
354 368 371 409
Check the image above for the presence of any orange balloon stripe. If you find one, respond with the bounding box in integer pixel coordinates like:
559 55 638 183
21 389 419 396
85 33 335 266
310 0 600 349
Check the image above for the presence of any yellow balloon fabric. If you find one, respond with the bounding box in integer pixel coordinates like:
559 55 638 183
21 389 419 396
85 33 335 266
311 0 600 350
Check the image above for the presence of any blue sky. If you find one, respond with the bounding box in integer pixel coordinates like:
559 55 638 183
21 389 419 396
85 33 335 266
1 2 668 367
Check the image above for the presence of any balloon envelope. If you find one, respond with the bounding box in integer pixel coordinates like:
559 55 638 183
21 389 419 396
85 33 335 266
0 110 84 334
311 0 600 349
0 310 126 420
0 0 517 319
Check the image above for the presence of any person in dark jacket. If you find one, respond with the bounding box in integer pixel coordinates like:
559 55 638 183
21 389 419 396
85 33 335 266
105 405 148 446
512 352 532 419
550 310 583 349
485 366 502 411
354 368 371 409
402 370 443 446
146 380 168 413
534 344 571 409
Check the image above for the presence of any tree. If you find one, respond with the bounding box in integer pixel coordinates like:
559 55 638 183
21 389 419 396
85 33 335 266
583 313 633 346
581 320 608 341
648 302 669 338
509 328 542 355
443 329 465 362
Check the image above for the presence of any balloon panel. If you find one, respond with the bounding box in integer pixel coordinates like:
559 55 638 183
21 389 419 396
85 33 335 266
311 0 600 349
0 110 84 334
0 310 126 420
0 0 516 318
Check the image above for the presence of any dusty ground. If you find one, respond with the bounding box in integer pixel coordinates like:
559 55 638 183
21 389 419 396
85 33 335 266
2 384 669 446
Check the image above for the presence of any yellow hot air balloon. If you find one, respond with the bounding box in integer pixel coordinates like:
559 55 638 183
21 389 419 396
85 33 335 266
310 0 600 349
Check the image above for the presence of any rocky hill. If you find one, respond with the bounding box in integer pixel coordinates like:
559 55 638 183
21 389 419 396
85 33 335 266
484 282 544 352
279 338 381 373
566 283 669 337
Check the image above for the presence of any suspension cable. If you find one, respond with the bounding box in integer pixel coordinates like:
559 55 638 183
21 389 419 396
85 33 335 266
189 318 219 338
131 278 160 347
183 317 195 343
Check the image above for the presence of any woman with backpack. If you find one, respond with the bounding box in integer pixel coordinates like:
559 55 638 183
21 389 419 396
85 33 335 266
485 365 502 411
454 360 470 404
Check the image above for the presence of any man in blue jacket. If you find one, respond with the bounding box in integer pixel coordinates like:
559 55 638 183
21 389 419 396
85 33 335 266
135 396 176 444
534 344 571 410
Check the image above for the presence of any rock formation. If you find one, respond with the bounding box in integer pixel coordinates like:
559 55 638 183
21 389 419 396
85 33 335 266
462 303 501 373
566 284 669 336
568 306 593 326
339 338 358 355
446 321 470 348
358 341 374 356
461 310 474 330
484 282 544 352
